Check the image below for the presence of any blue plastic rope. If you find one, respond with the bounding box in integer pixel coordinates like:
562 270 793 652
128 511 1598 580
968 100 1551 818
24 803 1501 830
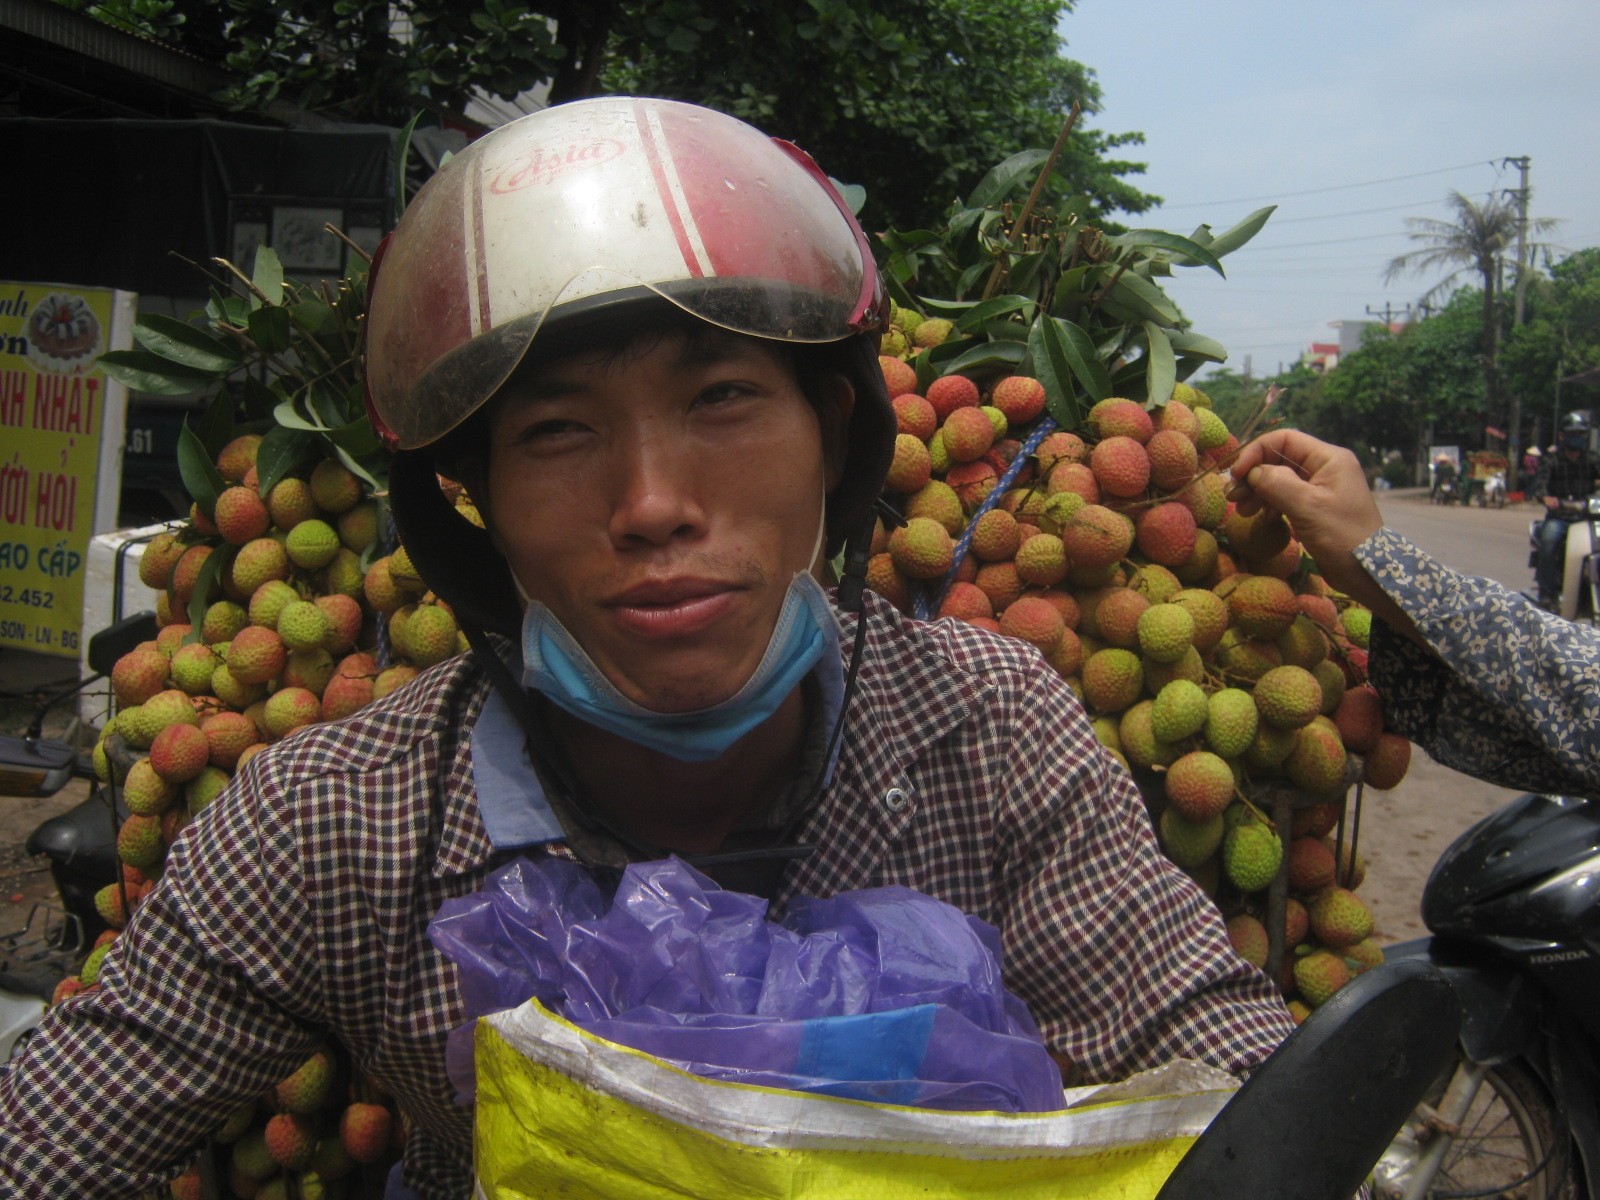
912 416 1059 621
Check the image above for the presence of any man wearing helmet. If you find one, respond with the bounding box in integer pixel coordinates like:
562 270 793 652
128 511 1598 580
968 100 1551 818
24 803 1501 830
1531 411 1600 610
0 99 1293 1198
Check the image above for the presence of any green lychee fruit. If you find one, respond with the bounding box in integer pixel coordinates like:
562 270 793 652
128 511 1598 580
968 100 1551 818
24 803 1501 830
1014 533 1068 587
185 765 231 815
1171 587 1229 652
1252 664 1325 731
1293 949 1352 1008
201 600 248 646
266 477 318 530
123 755 180 813
904 480 965 536
888 517 955 581
1222 822 1283 893
1227 574 1299 640
275 1048 336 1114
1312 659 1347 715
169 642 220 696
1205 688 1259 759
1136 603 1195 664
1150 679 1208 742
264 687 322 739
117 812 164 870
278 600 332 653
309 459 363 514
1284 720 1350 795
336 500 380 553
1081 648 1144 714
1159 808 1224 869
395 603 460 669
1342 605 1373 649
1119 699 1180 770
285 519 340 570
1309 886 1374 947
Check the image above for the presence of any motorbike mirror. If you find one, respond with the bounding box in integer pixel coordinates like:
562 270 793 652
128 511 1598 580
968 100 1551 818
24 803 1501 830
0 734 76 799
1154 959 1461 1200
86 611 158 677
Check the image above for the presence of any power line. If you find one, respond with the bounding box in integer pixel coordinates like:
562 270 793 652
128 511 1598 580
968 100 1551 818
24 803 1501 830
1228 231 1415 253
1269 198 1451 225
1147 160 1494 211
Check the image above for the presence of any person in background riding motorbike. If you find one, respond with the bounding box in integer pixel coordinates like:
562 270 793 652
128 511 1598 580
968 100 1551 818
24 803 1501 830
1530 412 1600 611
1430 452 1458 502
1230 429 1600 801
0 98 1295 1199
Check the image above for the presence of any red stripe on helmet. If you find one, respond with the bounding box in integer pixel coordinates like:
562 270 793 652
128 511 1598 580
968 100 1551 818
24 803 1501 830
634 101 706 280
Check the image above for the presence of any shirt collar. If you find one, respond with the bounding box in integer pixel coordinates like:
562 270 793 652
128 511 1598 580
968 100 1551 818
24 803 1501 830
468 632 849 856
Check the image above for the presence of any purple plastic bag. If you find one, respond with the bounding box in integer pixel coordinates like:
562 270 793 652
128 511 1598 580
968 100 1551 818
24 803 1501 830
428 855 1065 1113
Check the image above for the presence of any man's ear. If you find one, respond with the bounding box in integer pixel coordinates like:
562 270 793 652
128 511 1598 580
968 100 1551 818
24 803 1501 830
818 373 856 493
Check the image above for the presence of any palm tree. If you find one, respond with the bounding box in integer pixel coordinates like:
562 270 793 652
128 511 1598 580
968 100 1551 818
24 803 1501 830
1385 190 1558 475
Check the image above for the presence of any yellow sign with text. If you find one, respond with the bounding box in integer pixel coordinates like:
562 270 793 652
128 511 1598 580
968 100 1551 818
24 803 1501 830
0 283 133 657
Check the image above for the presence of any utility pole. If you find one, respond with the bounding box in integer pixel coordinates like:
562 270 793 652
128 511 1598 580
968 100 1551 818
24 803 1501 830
1365 301 1414 328
1504 155 1532 488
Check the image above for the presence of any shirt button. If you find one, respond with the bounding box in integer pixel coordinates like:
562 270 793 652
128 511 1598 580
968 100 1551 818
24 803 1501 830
883 787 910 813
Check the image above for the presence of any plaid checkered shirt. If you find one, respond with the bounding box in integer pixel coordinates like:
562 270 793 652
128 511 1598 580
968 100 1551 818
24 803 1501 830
0 591 1293 1198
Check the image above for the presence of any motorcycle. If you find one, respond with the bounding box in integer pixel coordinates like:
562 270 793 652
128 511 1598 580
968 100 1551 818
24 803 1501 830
1374 791 1600 1199
0 612 156 1060
1431 476 1459 505
1476 470 1507 509
1525 496 1600 622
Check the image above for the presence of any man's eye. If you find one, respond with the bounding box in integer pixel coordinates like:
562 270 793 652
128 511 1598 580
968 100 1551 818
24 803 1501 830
697 383 754 407
518 419 587 443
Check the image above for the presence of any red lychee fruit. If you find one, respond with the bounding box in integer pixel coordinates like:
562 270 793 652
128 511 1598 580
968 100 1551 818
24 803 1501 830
314 593 364 655
213 486 271 546
1332 684 1384 754
937 581 993 622
880 356 918 398
339 1102 393 1164
264 1112 318 1170
998 595 1065 652
1145 429 1200 492
945 460 999 512
215 434 262 484
991 375 1047 425
941 406 996 463
200 710 257 770
170 544 214 608
137 532 186 591
112 648 169 708
148 722 211 785
226 625 287 686
969 508 1022 562
1034 431 1087 473
1089 436 1151 499
925 374 980 420
891 393 937 441
1362 732 1412 790
1046 461 1101 504
1134 502 1199 568
1060 505 1134 571
1087 397 1154 444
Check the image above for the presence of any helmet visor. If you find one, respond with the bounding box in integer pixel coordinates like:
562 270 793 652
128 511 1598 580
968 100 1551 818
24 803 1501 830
366 98 881 450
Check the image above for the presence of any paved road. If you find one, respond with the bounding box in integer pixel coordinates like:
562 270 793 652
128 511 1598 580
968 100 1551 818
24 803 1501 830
1351 492 1542 945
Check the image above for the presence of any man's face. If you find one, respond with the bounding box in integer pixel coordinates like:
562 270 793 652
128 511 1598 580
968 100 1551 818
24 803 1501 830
485 328 848 714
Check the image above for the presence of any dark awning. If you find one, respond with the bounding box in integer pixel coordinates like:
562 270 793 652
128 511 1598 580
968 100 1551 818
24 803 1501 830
0 117 395 296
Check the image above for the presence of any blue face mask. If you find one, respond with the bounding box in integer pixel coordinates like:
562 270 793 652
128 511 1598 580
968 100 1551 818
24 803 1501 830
519 570 840 763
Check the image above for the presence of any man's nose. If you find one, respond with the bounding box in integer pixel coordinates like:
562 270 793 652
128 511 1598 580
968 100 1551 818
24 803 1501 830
607 424 707 547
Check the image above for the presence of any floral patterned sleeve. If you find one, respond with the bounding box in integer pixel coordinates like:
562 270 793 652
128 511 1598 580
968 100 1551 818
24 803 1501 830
1355 527 1600 799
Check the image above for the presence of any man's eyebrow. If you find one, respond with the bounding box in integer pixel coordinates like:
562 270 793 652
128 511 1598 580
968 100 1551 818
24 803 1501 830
672 332 775 371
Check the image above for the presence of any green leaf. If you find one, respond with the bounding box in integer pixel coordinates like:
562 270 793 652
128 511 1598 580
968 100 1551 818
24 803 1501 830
330 442 381 490
1006 250 1048 299
273 397 327 431
394 110 424 224
1108 230 1226 277
1109 272 1183 325
254 425 317 496
289 299 340 339
251 246 284 307
192 392 235 459
325 416 382 458
177 421 226 517
237 375 279 421
827 177 866 216
1199 205 1277 258
96 350 215 396
952 294 1036 333
1142 322 1176 407
940 339 1027 375
247 304 293 354
184 543 235 634
955 261 990 299
1028 316 1094 430
130 314 241 372
1166 330 1229 363
966 149 1050 210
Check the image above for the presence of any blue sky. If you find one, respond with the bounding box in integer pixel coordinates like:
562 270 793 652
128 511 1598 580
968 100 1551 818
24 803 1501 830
1060 0 1600 378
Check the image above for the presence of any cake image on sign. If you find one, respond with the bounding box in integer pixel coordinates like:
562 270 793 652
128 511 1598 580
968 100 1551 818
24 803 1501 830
28 292 103 374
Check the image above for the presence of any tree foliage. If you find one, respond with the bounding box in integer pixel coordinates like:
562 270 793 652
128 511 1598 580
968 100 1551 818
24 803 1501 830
1502 248 1600 445
57 0 1156 232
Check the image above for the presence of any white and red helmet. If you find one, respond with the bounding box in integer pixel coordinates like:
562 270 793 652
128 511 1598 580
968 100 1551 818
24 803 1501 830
370 97 895 635
366 96 887 450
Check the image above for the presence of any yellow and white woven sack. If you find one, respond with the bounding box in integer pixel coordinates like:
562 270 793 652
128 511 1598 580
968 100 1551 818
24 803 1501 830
474 1000 1238 1200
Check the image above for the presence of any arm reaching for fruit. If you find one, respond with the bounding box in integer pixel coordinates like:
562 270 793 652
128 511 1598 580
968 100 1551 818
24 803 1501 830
1228 430 1600 798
